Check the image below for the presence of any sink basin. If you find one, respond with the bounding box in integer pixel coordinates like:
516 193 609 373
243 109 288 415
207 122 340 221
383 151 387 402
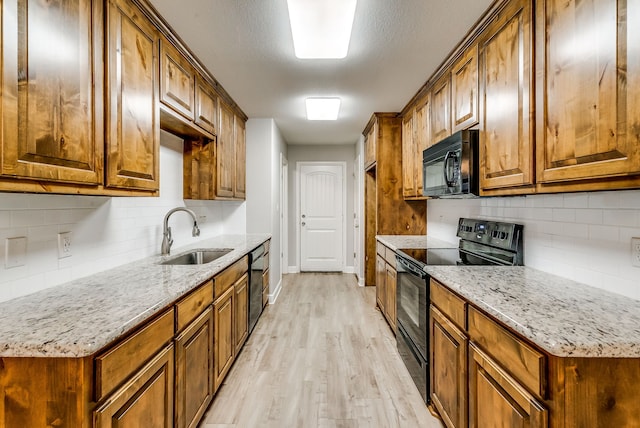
161 248 233 265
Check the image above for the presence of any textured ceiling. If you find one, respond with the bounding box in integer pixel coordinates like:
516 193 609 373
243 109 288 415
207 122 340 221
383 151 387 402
147 0 494 145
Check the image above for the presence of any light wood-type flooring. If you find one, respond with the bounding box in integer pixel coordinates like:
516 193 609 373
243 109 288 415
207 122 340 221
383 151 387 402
200 272 443 428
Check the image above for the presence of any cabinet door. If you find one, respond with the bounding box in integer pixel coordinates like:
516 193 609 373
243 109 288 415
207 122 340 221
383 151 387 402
375 254 386 313
234 116 246 199
213 285 234 391
414 97 430 196
1 0 103 185
451 45 479 132
183 138 216 200
160 37 195 121
216 99 235 198
430 305 467 428
364 119 377 168
234 273 249 353
430 73 452 143
535 0 640 184
105 0 160 191
195 77 217 135
94 345 174 428
175 307 213 428
469 343 547 428
479 0 534 191
385 264 397 333
402 112 417 198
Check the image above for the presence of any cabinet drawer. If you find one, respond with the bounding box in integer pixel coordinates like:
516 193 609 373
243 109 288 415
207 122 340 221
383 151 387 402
263 251 270 272
376 241 385 256
175 280 213 332
263 239 270 254
214 256 248 298
95 308 175 401
468 306 546 398
384 247 396 266
262 269 269 291
430 280 466 330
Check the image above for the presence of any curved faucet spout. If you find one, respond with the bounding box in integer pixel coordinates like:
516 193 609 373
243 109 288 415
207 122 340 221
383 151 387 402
161 207 201 255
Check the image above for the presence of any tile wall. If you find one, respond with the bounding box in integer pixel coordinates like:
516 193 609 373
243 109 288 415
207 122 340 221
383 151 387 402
0 131 246 303
427 189 640 300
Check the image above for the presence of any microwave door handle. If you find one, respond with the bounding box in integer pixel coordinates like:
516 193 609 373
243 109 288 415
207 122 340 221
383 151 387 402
443 151 455 187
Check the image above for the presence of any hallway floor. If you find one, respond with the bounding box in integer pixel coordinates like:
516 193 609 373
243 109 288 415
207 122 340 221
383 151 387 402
200 272 443 427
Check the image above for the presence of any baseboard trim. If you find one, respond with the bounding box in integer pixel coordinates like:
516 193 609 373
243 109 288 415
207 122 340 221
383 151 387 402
269 277 282 304
342 266 355 274
288 266 300 274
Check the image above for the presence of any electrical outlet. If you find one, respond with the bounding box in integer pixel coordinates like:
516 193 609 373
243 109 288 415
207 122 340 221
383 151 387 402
58 232 72 259
5 237 27 268
632 237 640 267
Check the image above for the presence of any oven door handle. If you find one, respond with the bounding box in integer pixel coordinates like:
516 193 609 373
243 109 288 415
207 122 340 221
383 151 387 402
396 257 427 279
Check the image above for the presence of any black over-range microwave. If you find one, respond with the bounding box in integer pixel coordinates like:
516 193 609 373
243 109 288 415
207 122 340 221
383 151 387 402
422 129 479 198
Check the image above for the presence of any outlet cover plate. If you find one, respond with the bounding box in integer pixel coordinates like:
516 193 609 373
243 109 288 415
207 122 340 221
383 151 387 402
58 232 72 259
5 237 27 268
632 237 640 267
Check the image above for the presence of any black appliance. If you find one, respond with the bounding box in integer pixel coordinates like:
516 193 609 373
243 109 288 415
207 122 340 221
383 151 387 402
248 243 267 334
395 218 524 404
423 129 479 198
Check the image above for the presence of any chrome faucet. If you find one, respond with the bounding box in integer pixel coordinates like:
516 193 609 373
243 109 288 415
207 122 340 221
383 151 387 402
161 207 201 255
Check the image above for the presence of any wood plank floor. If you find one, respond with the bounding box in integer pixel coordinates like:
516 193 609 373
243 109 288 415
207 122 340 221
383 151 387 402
200 272 443 428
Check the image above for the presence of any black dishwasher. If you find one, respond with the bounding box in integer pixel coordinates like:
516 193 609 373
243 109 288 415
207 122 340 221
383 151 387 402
248 243 267 334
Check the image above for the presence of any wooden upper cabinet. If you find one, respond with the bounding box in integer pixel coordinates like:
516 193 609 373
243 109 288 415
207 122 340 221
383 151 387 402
430 72 452 144
535 0 640 185
234 116 246 199
451 45 479 132
479 0 535 192
1 0 104 185
216 99 235 198
160 37 195 121
195 76 217 135
402 112 417 198
364 117 377 169
105 0 160 191
414 96 430 196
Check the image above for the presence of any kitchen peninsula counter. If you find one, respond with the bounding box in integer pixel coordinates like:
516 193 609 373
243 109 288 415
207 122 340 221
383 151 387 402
0 234 270 358
424 265 640 358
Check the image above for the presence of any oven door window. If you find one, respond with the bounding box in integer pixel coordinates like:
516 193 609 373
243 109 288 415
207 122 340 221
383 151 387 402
396 264 428 359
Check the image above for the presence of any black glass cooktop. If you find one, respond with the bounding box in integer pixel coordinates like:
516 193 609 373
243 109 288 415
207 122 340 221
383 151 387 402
397 248 461 266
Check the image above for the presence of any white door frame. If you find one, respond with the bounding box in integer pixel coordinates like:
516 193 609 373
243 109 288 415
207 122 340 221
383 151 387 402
280 153 288 276
296 161 347 272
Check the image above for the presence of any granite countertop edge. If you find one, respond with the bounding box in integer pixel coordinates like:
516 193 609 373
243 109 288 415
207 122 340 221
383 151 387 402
424 265 640 359
376 235 458 251
0 233 271 359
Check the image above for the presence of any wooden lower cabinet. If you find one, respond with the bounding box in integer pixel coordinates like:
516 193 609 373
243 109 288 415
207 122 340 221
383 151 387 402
213 285 235 392
469 344 547 428
375 254 386 312
94 344 175 428
384 264 397 332
175 307 214 428
234 273 249 353
430 305 468 428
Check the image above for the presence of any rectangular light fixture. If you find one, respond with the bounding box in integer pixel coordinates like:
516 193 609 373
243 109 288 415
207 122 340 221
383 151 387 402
306 98 341 120
287 0 357 59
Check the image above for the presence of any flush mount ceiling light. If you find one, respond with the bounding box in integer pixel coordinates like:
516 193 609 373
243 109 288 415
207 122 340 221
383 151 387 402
287 0 357 59
306 97 341 120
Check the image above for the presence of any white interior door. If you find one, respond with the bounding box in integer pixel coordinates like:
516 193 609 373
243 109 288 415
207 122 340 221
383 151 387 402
300 163 344 272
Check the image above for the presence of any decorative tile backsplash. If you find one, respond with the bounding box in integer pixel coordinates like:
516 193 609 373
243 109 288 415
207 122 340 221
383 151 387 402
0 133 246 303
427 190 640 300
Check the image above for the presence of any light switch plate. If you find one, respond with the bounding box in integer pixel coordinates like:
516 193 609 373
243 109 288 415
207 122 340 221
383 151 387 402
632 237 640 267
5 237 27 268
58 232 72 259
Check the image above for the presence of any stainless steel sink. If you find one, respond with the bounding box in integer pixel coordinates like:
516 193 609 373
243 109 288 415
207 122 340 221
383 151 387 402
161 248 233 265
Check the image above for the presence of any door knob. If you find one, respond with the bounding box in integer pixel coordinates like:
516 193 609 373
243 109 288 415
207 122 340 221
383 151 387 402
302 214 306 218
302 222 306 226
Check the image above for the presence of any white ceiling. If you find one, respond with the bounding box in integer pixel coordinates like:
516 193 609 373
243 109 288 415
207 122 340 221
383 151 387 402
147 0 494 145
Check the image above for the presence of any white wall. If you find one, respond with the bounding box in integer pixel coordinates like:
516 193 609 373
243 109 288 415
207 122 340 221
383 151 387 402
0 130 246 303
245 118 288 302
287 144 356 272
426 190 640 300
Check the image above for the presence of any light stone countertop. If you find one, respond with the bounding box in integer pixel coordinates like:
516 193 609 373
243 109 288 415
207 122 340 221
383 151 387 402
0 234 270 358
376 235 458 251
424 266 640 358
